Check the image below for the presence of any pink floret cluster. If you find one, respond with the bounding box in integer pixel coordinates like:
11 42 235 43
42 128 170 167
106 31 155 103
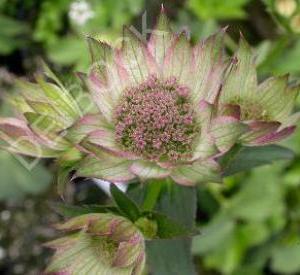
114 75 199 161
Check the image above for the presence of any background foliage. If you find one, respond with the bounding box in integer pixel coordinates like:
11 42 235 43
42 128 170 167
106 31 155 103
1 0 300 274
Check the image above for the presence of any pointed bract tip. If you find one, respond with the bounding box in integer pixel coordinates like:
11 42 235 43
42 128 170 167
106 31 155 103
223 25 229 31
75 71 87 81
238 33 253 51
122 25 145 44
239 30 245 39
221 25 229 33
86 35 110 46
160 3 165 13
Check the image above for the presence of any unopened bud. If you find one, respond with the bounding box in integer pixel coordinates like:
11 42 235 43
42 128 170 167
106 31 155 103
275 0 297 17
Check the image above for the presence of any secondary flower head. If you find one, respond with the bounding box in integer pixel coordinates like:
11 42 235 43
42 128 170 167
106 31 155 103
74 9 247 185
0 67 82 160
275 0 297 17
218 38 300 146
45 213 145 275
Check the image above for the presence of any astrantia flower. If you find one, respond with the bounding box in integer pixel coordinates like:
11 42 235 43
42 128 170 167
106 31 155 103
45 213 145 275
218 38 300 146
0 67 82 160
1 9 297 186
68 9 248 186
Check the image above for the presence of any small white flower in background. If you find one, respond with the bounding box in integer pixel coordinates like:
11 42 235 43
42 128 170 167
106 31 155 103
69 0 94 26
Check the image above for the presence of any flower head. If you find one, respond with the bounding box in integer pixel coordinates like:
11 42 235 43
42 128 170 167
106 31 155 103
45 213 145 275
0 9 298 186
73 10 247 185
218 38 300 146
0 67 82 160
114 75 199 162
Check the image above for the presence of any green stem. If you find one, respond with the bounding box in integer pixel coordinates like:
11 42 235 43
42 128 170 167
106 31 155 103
142 180 164 211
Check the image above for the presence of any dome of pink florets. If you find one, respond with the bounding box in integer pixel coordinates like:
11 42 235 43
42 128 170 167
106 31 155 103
114 75 199 162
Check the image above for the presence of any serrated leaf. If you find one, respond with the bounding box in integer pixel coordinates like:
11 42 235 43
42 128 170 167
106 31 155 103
110 184 141 222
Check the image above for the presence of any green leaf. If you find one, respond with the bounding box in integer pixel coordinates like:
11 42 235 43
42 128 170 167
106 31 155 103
271 242 300 274
221 144 294 176
188 0 251 20
192 216 235 254
142 180 164 211
110 184 141 222
228 165 285 222
269 40 300 75
0 14 28 54
50 202 119 218
144 211 199 239
193 211 270 274
0 150 51 200
47 36 89 70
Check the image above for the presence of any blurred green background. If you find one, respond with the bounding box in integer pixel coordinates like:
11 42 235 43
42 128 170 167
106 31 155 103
1 0 300 274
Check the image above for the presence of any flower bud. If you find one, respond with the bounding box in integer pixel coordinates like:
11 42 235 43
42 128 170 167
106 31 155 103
45 213 145 275
275 0 297 17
